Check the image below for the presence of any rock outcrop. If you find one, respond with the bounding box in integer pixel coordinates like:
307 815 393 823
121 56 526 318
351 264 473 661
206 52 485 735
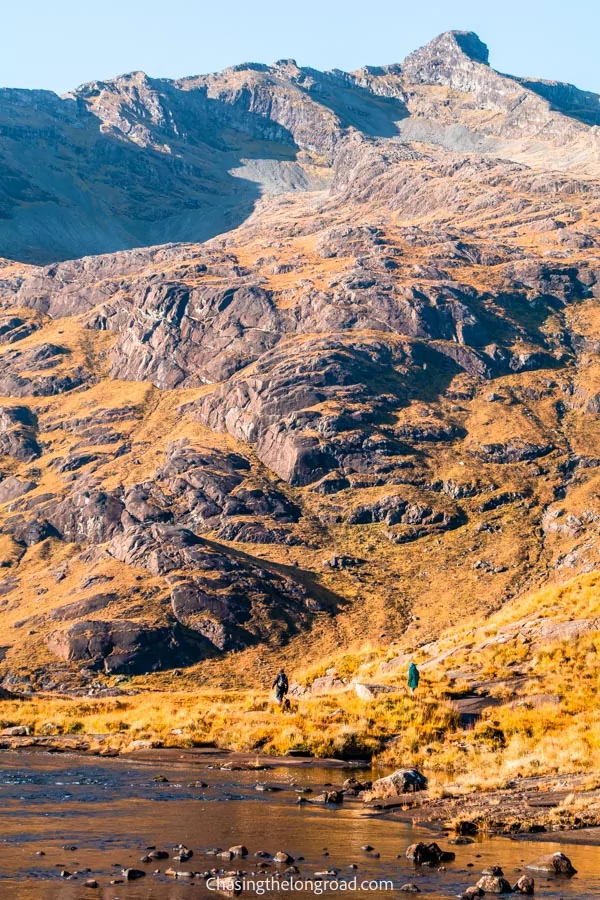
45 620 211 674
0 30 599 688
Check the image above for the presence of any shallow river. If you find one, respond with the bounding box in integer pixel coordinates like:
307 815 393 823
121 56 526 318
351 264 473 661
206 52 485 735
0 752 598 899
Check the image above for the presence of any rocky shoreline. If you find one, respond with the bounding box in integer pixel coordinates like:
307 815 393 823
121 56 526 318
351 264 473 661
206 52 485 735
1 739 599 848
372 776 600 845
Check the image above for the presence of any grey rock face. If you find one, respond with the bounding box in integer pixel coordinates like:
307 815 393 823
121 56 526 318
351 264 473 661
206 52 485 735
107 524 317 651
45 619 212 673
0 475 36 503
48 593 118 622
101 282 283 387
1 29 600 689
193 336 413 485
471 440 554 464
0 406 40 461
45 488 125 544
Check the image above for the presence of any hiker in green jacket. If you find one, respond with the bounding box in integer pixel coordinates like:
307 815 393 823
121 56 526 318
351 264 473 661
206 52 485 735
408 661 420 695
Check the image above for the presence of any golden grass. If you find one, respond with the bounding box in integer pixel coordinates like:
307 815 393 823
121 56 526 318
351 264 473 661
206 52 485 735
0 687 459 763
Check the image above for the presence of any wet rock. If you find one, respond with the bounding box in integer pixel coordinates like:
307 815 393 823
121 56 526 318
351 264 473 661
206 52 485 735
229 845 248 858
173 845 193 861
406 842 455 865
122 867 146 880
525 852 576 876
274 851 295 864
367 768 427 798
399 886 421 893
208 874 241 894
460 888 484 900
452 820 478 835
84 880 99 889
148 849 169 860
314 790 343 804
165 867 195 878
342 777 372 795
475 874 512 893
513 875 535 895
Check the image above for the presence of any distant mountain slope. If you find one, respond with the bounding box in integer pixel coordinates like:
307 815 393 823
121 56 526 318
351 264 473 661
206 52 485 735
0 30 599 264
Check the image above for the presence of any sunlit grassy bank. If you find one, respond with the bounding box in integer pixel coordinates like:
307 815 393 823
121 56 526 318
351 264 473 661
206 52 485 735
1 572 599 803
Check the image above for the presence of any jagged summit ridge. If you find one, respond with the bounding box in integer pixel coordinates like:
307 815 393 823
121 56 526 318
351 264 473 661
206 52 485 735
401 30 490 82
0 30 599 263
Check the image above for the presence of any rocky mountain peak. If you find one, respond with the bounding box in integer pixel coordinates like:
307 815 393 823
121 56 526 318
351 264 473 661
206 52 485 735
400 30 491 85
0 31 598 265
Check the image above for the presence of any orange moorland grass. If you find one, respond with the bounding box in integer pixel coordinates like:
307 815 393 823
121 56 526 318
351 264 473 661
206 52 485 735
0 687 459 763
0 571 598 792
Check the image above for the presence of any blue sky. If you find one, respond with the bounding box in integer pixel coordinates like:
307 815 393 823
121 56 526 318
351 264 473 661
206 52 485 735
2 0 598 95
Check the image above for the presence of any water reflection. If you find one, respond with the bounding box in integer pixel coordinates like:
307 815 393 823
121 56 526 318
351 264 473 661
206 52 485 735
0 753 597 898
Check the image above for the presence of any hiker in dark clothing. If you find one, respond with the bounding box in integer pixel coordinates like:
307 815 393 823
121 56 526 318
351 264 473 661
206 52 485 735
273 669 289 704
408 661 420 695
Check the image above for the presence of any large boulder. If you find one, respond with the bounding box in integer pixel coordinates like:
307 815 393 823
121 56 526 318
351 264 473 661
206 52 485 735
406 842 455 865
367 768 428 799
354 682 396 700
525 852 576 876
476 874 512 894
512 875 534 895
